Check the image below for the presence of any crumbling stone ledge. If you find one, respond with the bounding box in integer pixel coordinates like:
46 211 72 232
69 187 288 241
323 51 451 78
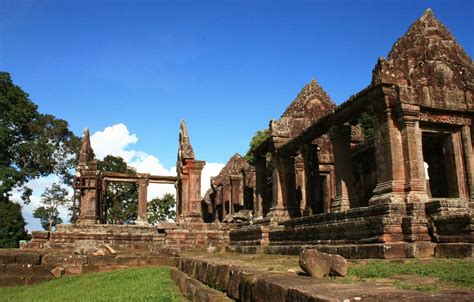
170 267 232 302
174 256 474 301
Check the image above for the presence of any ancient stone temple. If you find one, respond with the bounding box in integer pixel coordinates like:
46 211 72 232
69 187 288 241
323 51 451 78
25 121 229 252
22 9 472 260
228 9 474 258
206 154 255 222
251 78 337 220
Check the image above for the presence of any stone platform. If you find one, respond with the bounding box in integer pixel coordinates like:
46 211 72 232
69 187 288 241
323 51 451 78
23 222 233 254
228 201 474 258
0 249 173 287
172 252 474 301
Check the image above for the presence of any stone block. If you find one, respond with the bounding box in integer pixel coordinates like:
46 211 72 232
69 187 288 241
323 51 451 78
435 243 473 258
32 265 55 277
51 267 65 278
299 248 347 278
31 231 49 240
0 254 16 265
42 254 88 266
0 276 28 287
5 263 33 276
16 253 41 265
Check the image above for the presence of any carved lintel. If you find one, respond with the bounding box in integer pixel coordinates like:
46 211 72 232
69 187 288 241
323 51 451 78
419 111 471 126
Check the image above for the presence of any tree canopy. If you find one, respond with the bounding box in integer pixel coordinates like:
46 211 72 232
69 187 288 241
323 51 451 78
148 193 176 224
0 72 79 247
33 183 69 231
97 155 138 224
244 129 271 165
0 72 80 200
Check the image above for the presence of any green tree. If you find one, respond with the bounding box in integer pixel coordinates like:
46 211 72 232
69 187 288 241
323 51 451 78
98 155 138 224
0 72 80 198
244 129 271 165
148 193 176 224
0 198 28 248
33 183 69 231
357 112 376 140
0 72 79 247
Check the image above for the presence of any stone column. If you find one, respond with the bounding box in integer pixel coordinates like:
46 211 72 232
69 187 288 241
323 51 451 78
369 90 406 205
78 171 100 225
395 103 428 203
302 144 320 215
213 186 220 221
136 176 149 225
186 160 205 222
222 178 232 216
254 156 267 218
461 125 474 206
267 154 297 219
295 154 306 216
329 125 357 212
243 166 256 212
230 175 243 211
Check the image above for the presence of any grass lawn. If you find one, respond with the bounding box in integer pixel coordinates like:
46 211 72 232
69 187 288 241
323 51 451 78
345 258 474 292
0 267 185 302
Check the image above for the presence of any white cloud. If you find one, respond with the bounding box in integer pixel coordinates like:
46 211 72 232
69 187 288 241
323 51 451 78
201 162 225 194
18 123 225 231
90 123 138 161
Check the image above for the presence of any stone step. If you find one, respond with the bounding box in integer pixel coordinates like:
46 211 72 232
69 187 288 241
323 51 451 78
170 267 233 302
173 256 474 302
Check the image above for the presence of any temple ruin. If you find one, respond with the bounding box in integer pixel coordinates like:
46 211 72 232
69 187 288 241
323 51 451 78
211 9 474 258
24 9 473 259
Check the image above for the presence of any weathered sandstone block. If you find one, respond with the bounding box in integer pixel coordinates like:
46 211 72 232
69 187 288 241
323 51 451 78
299 248 347 278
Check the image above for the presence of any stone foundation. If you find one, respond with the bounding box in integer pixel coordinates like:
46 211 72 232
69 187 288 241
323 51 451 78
24 222 233 254
173 255 474 301
228 201 473 258
0 249 173 287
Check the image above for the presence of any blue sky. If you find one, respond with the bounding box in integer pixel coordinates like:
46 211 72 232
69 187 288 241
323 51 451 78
1 0 473 169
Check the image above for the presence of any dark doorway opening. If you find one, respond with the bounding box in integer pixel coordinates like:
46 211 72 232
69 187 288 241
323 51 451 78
422 132 459 198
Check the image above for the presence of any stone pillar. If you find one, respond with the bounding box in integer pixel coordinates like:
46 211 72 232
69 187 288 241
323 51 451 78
395 104 428 203
136 176 149 225
329 125 357 212
222 178 231 216
302 144 320 216
295 154 306 216
254 156 267 218
369 91 406 205
243 166 256 212
78 172 100 224
216 185 224 221
186 160 205 222
461 125 474 206
230 175 243 211
267 154 297 219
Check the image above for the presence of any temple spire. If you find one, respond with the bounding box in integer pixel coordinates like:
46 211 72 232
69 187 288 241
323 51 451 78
78 128 95 164
178 120 195 161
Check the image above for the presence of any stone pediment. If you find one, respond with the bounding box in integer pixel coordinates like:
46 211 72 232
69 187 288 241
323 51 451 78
271 79 336 143
213 153 250 186
372 9 473 111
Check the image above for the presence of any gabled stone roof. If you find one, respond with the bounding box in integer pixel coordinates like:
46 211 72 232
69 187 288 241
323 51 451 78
372 8 473 110
212 153 250 186
282 79 336 120
270 79 336 146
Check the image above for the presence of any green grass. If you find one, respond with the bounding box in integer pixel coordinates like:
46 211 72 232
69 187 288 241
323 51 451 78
392 280 440 292
0 267 184 302
348 259 474 288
